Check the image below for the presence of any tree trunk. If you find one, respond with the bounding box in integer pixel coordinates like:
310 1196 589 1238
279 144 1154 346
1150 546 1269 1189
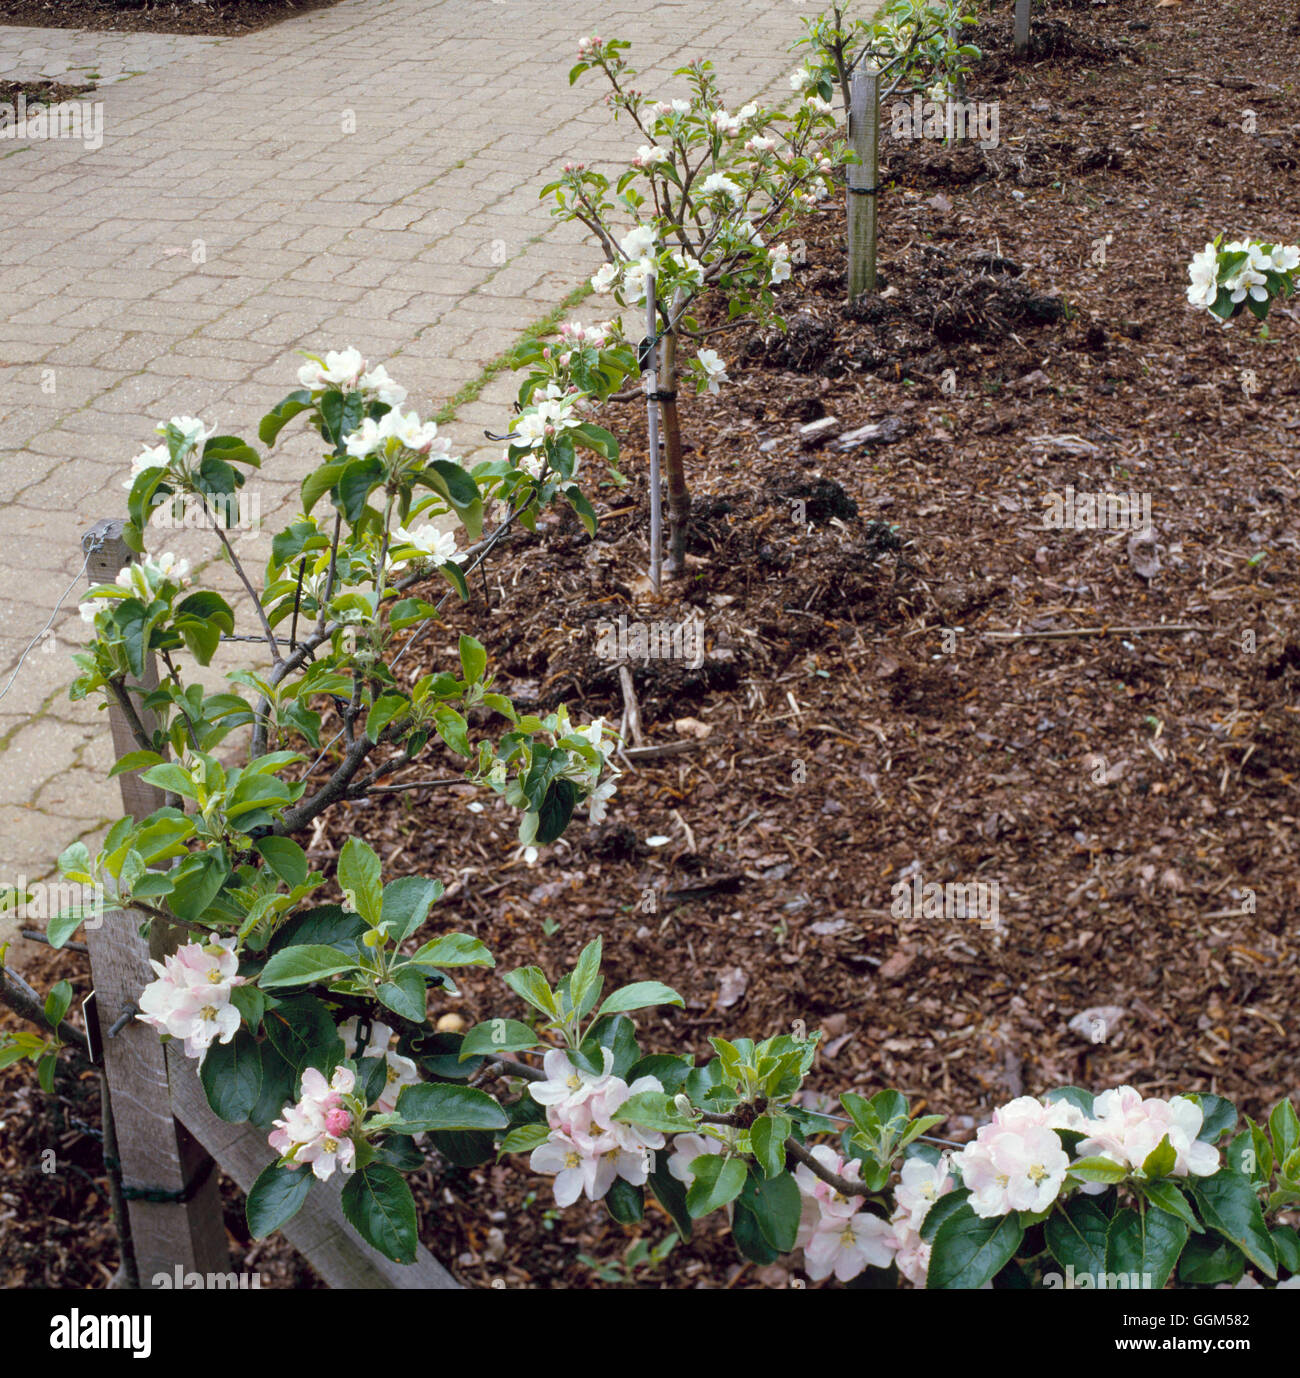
658 328 690 577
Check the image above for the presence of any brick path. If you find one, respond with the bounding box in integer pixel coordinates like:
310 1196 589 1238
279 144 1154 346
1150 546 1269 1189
0 0 814 947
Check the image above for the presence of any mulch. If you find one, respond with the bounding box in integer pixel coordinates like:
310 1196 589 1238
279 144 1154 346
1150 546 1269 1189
0 0 340 37
2 0 1298 1289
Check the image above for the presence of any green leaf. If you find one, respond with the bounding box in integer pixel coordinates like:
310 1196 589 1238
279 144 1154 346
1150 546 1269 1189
1067 1155 1130 1184
341 1164 418 1264
685 1154 748 1218
499 1123 551 1157
458 1019 540 1060
1190 1093 1238 1144
1106 1205 1188 1290
258 944 357 989
259 390 313 447
649 1156 693 1239
264 996 343 1075
927 1204 1024 1290
46 908 88 951
597 981 684 1016
605 1177 644 1225
751 1113 790 1179
365 694 410 745
503 965 556 1016
392 1082 509 1133
458 634 487 684
432 705 471 757
43 980 73 1030
167 851 230 923
1141 1134 1177 1181
732 1198 780 1265
338 836 382 927
410 931 492 969
919 1188 971 1242
106 750 166 780
1270 1224 1300 1274
438 559 469 601
247 1160 314 1237
1269 1099 1300 1165
253 836 309 888
742 1169 801 1252
536 778 578 845
1192 1169 1278 1278
198 1029 262 1122
568 937 602 1015
612 1091 695 1136
1045 1196 1110 1278
1141 1179 1201 1232
1178 1233 1245 1286
376 967 428 1023
379 875 442 943
269 905 365 957
140 761 197 799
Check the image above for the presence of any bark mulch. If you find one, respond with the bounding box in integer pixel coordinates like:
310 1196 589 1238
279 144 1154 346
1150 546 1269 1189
2 0 1297 1288
0 0 340 37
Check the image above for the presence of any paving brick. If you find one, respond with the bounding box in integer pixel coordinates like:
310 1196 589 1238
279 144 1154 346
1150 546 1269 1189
0 0 812 894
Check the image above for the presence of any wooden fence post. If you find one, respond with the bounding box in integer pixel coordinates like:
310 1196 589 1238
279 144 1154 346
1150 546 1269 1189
1014 0 1031 56
81 519 232 1287
847 66 880 300
80 519 461 1288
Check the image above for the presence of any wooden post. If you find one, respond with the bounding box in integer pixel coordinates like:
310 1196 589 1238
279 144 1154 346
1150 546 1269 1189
847 66 880 300
81 519 462 1288
644 275 663 592
1014 0 1031 56
81 519 232 1287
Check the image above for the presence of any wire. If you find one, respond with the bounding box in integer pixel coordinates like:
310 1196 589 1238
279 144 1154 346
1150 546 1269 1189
0 531 105 708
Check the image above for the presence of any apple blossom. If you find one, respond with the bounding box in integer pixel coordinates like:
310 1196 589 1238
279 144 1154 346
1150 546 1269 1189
391 523 463 567
803 1211 898 1283
666 1132 712 1183
590 262 619 294
619 224 658 260
894 1154 956 1231
136 937 243 1062
297 347 366 393
700 172 743 204
695 349 729 394
358 362 407 407
1073 1086 1220 1186
953 1122 1070 1218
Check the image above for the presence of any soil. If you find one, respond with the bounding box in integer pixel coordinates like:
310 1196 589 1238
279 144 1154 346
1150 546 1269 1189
0 78 97 102
3 0 1299 1289
0 0 341 37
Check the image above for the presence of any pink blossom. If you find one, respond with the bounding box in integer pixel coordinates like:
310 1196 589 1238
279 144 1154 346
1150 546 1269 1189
136 937 244 1061
954 1123 1070 1217
803 1212 897 1283
1075 1086 1220 1187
